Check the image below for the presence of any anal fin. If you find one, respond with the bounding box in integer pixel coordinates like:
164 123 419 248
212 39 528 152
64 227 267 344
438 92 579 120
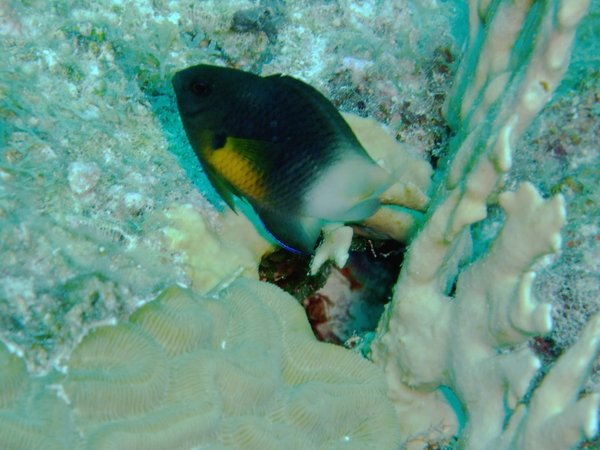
251 202 324 254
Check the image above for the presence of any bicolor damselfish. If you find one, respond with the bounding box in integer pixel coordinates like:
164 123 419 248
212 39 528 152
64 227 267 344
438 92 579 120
172 64 392 253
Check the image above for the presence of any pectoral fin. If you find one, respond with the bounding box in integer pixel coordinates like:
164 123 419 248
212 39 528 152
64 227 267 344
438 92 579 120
205 135 280 207
202 162 239 210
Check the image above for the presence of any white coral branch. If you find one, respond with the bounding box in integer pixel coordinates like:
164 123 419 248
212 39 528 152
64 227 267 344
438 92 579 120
371 0 594 448
495 312 600 450
449 183 566 450
457 183 565 348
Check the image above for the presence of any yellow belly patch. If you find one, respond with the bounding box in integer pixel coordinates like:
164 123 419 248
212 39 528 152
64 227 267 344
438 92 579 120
206 137 266 201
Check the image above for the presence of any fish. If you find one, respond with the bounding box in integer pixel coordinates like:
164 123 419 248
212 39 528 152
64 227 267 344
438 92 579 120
172 64 393 253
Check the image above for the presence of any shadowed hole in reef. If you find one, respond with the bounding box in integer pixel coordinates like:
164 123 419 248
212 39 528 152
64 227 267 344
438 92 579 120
259 238 404 346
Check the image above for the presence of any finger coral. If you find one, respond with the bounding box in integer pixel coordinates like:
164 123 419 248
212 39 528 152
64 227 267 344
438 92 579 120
370 0 598 448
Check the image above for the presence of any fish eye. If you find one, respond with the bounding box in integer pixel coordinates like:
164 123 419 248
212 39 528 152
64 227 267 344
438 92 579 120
191 81 212 96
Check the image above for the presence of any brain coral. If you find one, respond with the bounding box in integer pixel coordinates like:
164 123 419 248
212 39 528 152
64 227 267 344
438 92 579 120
0 278 401 450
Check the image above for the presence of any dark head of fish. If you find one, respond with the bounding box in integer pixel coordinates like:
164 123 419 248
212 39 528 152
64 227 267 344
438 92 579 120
172 64 252 131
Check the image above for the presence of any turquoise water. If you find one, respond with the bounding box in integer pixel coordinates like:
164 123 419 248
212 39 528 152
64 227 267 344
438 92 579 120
0 0 598 448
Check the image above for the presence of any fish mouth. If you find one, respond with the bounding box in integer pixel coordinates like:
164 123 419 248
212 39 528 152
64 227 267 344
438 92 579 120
179 98 211 116
171 71 190 97
171 71 184 87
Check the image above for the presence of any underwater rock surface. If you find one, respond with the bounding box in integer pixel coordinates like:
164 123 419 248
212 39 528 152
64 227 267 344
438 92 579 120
0 0 598 448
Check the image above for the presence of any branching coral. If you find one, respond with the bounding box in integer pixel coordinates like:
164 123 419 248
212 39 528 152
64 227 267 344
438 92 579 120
370 0 597 448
